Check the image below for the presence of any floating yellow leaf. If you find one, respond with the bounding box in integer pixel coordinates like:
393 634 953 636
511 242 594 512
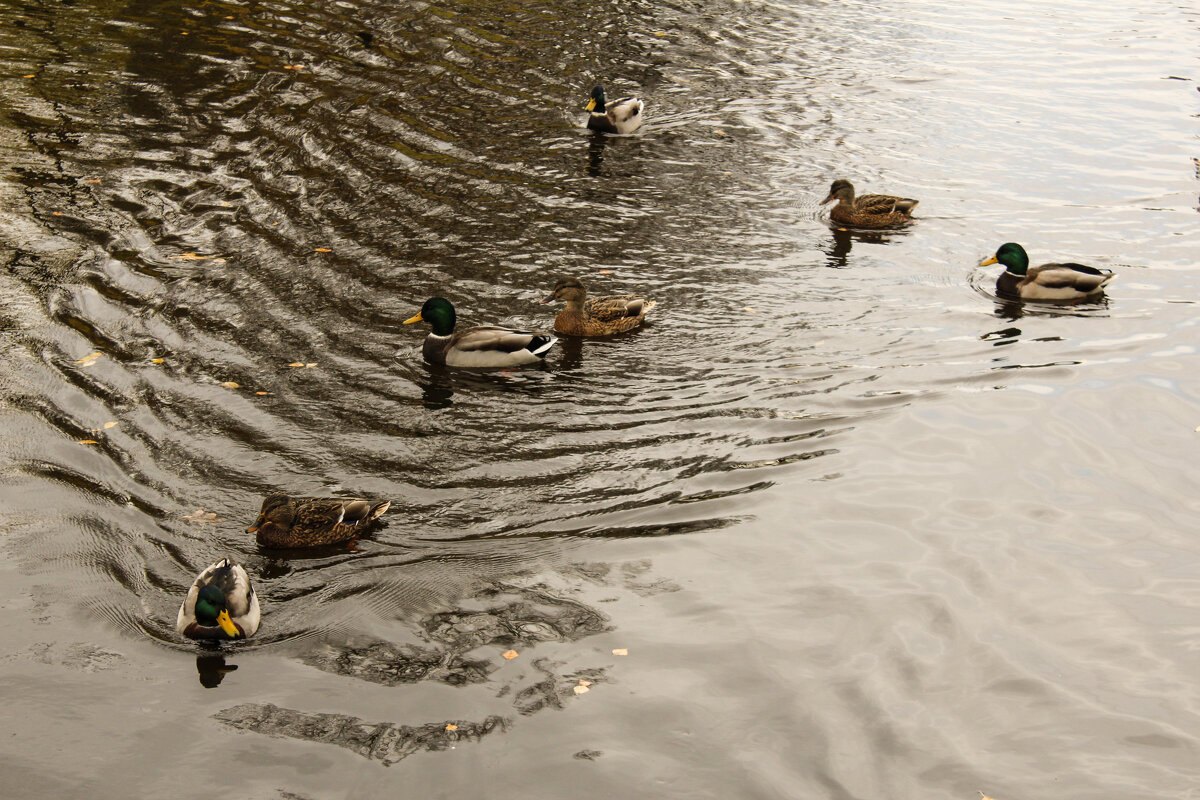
445 723 458 731
103 421 118 429
169 253 222 261
220 381 239 389
151 357 164 364
612 648 628 656
743 307 757 313
23 74 35 78
314 247 331 253
283 65 305 70
85 179 101 184
573 679 592 695
305 362 317 368
77 439 99 445
255 391 269 396
653 31 668 37
76 352 102 364
578 679 592 687
597 269 613 275
502 649 518 660
52 211 63 216
287 362 304 367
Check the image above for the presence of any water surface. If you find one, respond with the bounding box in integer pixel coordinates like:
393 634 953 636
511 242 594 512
2 0 1200 797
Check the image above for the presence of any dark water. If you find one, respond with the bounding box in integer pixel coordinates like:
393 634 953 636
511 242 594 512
2 0 1199 796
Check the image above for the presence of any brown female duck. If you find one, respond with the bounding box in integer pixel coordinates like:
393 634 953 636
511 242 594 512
248 494 391 548
820 179 918 228
541 277 656 336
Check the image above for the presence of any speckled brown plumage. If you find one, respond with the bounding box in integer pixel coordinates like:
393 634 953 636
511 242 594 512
821 179 918 229
541 277 656 336
248 494 391 548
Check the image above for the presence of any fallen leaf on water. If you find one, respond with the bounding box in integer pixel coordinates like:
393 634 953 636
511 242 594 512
220 381 239 389
287 362 305 367
597 269 613 275
169 253 223 261
52 211 63 216
103 421 118 429
612 648 628 656
305 362 317 368
653 31 668 37
502 649 518 660
573 684 590 695
743 307 757 313
76 352 102 364
284 65 305 70
314 247 331 252
23 74 35 78
255 391 269 396
151 358 164 364
578 679 592 687
85 179 101 184
445 723 458 731
77 440 99 445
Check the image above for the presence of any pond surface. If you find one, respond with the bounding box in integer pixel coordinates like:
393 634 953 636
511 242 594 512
2 0 1199 796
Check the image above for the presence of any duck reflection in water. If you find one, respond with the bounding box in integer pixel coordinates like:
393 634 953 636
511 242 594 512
196 654 238 688
585 134 607 177
823 225 899 268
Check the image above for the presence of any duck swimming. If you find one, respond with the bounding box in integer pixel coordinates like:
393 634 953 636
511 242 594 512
403 297 557 367
248 494 392 548
541 277 656 336
177 558 261 640
982 242 1114 302
585 85 645 134
820 179 918 228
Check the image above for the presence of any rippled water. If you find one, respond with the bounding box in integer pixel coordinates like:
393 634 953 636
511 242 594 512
2 0 1199 796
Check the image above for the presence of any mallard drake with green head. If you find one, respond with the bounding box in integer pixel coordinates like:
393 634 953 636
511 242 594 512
541 277 656 336
403 297 557 367
177 558 261 640
982 242 1114 302
821 179 918 228
585 85 644 134
248 494 392 549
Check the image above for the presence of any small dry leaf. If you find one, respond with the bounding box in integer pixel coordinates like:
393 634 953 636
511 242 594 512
715 130 726 136
305 362 317 368
287 362 305 367
314 247 331 253
77 439 99 445
612 648 628 656
180 30 189 35
502 649 518 660
52 211 63 216
220 381 239 389
103 421 118 429
225 15 233 19
151 358 165 364
573 684 590 695
85 179 101 184
76 352 102 364
284 65 305 70
445 723 458 731
743 307 757 313
597 269 613 275
219 201 232 207
169 253 221 261
578 679 592 687
653 31 668 37
23 74 35 78
255 391 269 396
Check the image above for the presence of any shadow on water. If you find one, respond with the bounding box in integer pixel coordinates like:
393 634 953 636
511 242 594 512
210 559 673 764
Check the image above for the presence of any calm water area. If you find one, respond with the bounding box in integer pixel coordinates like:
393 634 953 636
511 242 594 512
1 0 1199 797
